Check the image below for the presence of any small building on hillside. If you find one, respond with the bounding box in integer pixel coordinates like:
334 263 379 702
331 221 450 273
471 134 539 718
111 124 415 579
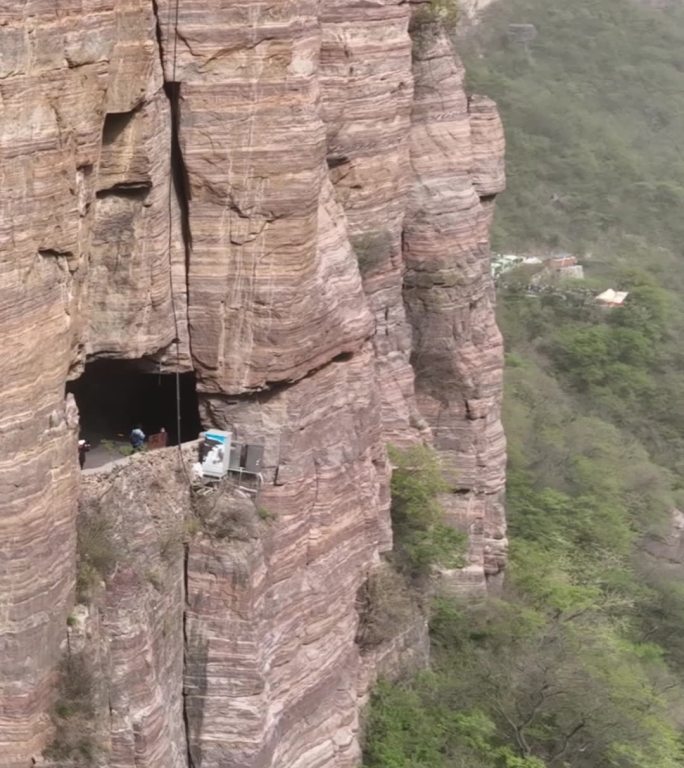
544 253 584 280
596 288 629 307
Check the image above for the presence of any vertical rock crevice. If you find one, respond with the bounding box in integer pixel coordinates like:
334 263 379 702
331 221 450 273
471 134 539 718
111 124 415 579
150 0 191 259
165 81 193 278
182 539 196 768
150 12 197 761
150 0 193 366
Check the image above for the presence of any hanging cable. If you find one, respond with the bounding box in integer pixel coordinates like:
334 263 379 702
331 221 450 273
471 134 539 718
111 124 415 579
164 0 191 483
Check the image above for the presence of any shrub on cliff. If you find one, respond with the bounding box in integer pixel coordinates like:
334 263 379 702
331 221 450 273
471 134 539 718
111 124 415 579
388 445 467 577
410 0 460 45
44 652 101 763
190 482 260 540
351 229 392 276
76 500 119 602
355 564 419 651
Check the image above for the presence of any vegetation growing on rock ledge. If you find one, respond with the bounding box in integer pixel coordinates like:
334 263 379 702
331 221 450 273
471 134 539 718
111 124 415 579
410 0 460 39
352 230 393 276
75 499 118 603
388 445 467 577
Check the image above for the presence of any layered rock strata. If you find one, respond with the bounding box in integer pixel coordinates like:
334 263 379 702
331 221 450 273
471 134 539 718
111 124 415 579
0 1 506 766
403 20 507 591
191 346 391 767
318 0 425 445
74 449 191 768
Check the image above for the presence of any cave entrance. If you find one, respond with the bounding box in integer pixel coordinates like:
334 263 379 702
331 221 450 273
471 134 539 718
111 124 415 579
66 359 202 467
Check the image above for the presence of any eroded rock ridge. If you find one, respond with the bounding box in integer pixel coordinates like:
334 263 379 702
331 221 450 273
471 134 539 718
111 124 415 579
0 1 505 765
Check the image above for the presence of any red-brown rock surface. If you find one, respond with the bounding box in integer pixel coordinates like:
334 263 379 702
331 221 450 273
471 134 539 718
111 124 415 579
0 1 506 766
189 346 391 767
77 450 191 768
318 0 423 445
403 20 507 591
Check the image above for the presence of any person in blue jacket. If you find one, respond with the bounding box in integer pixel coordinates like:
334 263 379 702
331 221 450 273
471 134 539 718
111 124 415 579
129 425 146 452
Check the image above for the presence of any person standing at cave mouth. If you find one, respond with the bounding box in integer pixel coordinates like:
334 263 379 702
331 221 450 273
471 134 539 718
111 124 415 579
129 425 146 452
78 439 91 469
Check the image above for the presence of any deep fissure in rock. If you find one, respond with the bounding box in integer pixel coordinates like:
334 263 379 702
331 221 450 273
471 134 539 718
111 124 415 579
165 81 193 275
38 247 73 258
149 7 198 758
66 359 201 450
182 541 200 768
95 183 151 199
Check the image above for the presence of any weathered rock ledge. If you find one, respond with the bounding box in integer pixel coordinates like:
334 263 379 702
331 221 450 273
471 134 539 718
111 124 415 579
0 1 505 765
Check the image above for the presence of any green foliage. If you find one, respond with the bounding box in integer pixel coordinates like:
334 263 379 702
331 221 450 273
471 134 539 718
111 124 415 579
364 581 683 767
101 438 134 457
388 445 467 576
351 230 392 276
364 678 544 768
464 0 684 470
545 284 668 412
355 565 418 651
371 428 682 767
257 505 276 522
389 445 448 525
411 0 460 39
464 0 684 258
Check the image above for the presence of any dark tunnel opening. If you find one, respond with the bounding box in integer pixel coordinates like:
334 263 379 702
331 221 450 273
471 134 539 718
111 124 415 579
66 359 202 465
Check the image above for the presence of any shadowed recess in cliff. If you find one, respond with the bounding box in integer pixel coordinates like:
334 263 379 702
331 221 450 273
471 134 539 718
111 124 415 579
184 610 208 768
102 110 138 146
66 359 201 446
165 81 192 268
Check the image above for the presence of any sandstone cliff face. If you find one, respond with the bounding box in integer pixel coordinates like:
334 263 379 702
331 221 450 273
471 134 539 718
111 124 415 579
404 21 507 592
319 0 424 446
0 2 505 766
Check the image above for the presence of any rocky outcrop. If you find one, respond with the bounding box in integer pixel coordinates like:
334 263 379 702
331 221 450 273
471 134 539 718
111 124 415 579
403 20 507 591
0 1 505 766
189 346 391 767
0 5 103 761
318 0 425 445
74 449 190 768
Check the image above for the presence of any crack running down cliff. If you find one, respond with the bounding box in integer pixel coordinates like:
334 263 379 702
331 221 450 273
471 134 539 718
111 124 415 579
151 0 192 352
152 8 197 764
165 80 193 278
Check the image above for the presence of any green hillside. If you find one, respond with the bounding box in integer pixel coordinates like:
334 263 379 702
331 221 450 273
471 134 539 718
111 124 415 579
468 0 684 258
363 1 684 766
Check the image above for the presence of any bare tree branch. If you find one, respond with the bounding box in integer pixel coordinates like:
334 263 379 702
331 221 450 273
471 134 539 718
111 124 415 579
549 719 586 765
